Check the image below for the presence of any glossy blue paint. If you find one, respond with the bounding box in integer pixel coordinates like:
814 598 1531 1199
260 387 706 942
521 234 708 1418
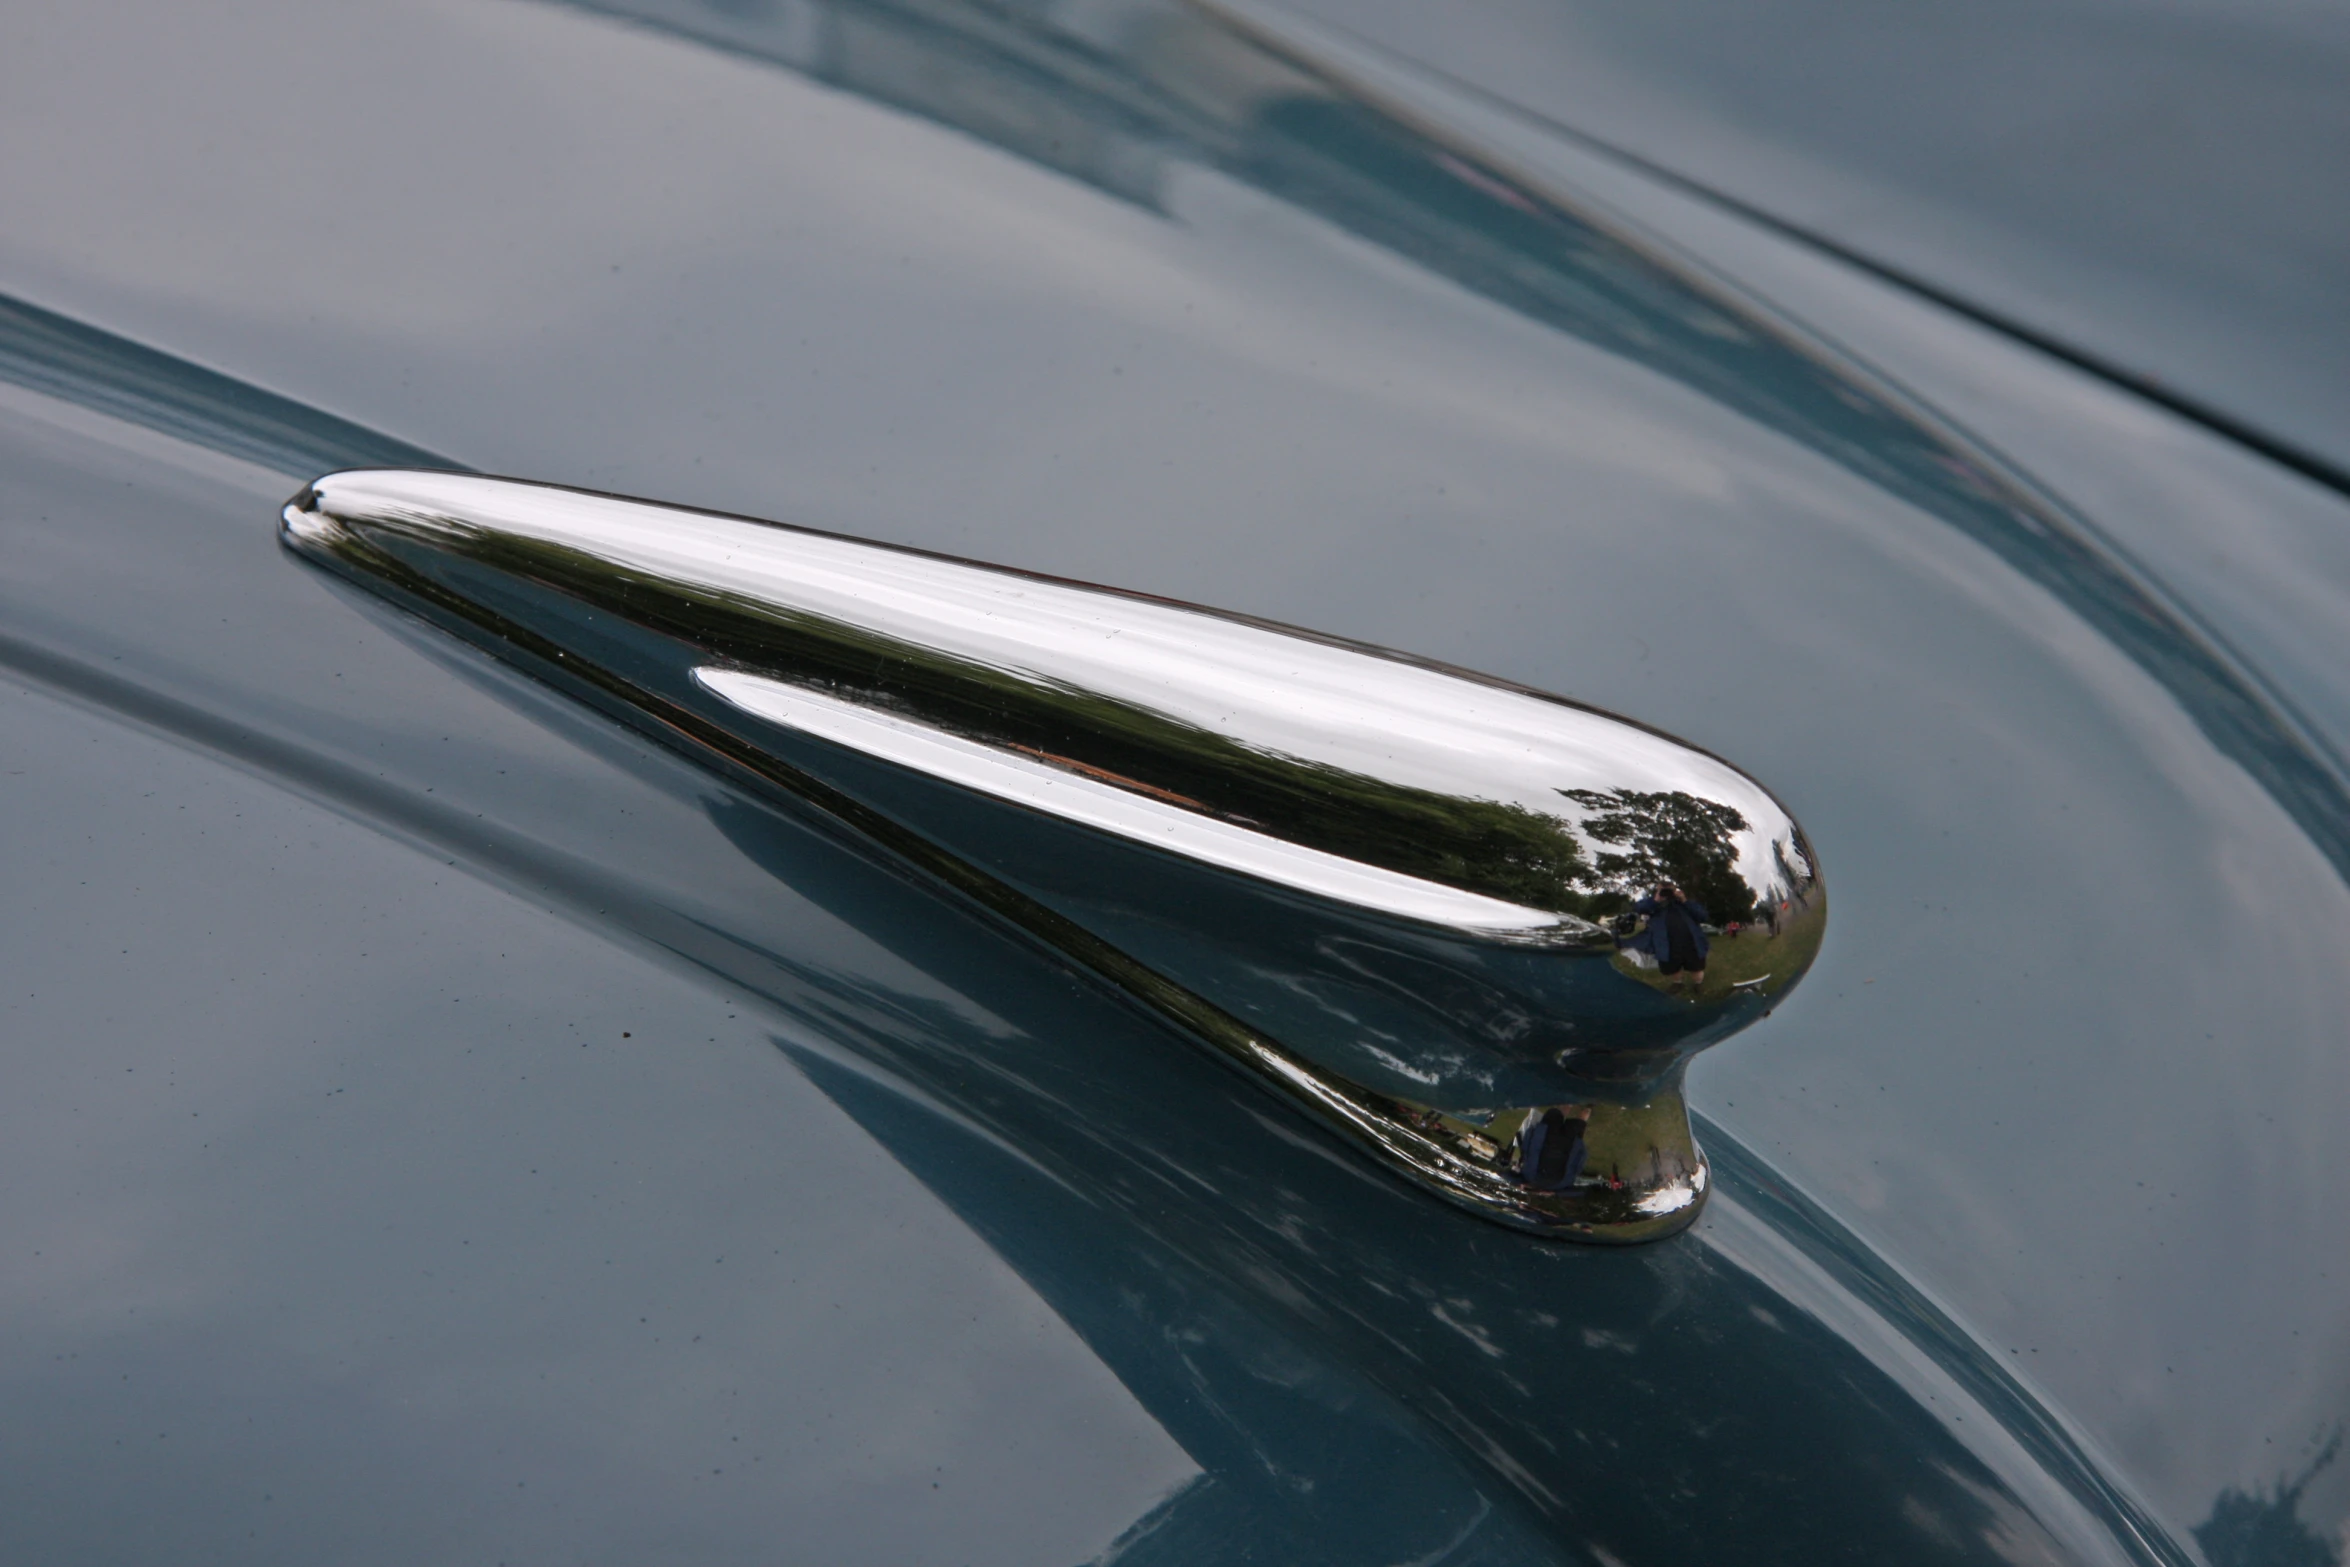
1280 0 2350 486
2 0 2347 1559
0 409 2151 1565
0 680 1204 1566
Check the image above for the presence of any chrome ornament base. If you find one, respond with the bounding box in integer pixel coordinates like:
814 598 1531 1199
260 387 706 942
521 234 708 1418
1305 1077 1711 1244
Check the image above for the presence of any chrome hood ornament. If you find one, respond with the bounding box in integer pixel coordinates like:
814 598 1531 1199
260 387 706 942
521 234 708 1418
284 471 1823 1241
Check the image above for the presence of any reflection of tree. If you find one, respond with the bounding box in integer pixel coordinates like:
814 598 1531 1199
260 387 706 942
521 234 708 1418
1290 789 1590 914
1559 787 1756 925
2194 1430 2342 1567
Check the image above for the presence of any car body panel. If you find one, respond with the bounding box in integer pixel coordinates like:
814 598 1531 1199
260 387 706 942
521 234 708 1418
0 675 1214 1567
2 0 2346 1560
1 393 2155 1566
1278 0 2350 485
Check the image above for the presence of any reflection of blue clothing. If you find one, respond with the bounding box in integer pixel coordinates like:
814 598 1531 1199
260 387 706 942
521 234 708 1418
1633 895 1710 967
1520 1109 1588 1192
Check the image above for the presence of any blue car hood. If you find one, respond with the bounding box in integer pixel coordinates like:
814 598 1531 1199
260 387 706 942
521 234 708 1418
3 1 2347 1562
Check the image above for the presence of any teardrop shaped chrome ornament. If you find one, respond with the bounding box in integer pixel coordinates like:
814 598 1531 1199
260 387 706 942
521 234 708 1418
283 471 1823 1242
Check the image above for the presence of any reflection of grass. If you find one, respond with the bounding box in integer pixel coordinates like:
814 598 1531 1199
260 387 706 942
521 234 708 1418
1580 1095 1693 1184
1610 893 1825 1006
1451 1095 1696 1192
1476 1107 1535 1148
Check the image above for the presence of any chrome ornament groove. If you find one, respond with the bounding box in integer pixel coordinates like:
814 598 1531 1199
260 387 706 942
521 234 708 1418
283 471 1824 1242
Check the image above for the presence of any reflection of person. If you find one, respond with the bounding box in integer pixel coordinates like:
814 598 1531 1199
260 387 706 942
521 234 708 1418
1519 1105 1590 1191
1634 881 1709 994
